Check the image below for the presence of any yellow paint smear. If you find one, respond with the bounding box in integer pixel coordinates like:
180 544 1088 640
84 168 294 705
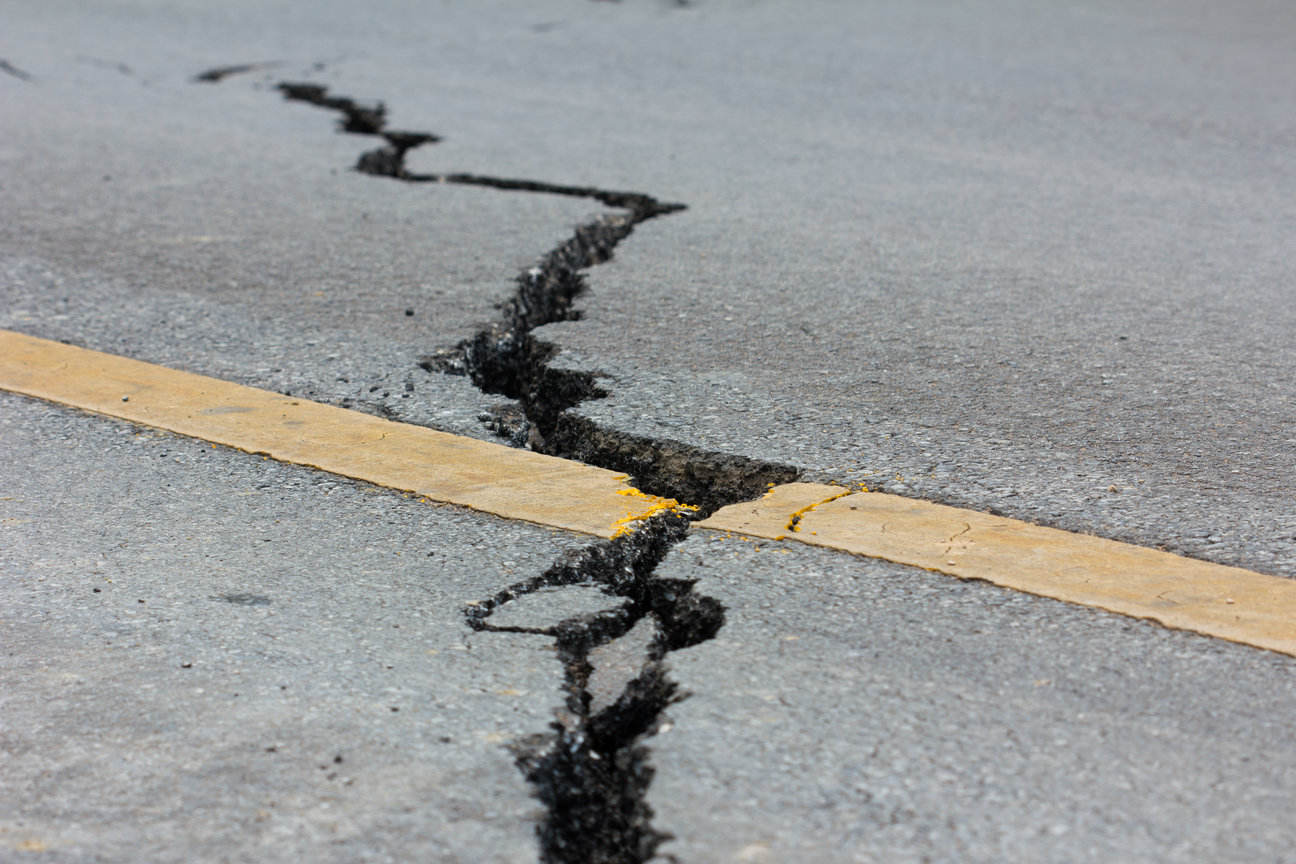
611 488 696 537
0 330 678 538
704 483 1296 657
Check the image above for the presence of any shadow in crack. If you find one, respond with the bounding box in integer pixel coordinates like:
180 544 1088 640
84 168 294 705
196 73 785 860
465 515 721 864
269 79 799 513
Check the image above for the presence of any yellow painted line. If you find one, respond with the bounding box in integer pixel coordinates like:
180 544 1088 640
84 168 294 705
0 330 689 538
698 482 851 539
9 329 1294 656
700 483 1296 657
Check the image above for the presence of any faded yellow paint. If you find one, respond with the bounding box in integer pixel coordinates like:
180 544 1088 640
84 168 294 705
695 482 849 539
8 328 1296 657
0 330 683 538
703 484 1296 657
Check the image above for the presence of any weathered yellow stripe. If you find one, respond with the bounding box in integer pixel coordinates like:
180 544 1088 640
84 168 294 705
699 484 1296 656
0 329 688 538
8 328 1292 656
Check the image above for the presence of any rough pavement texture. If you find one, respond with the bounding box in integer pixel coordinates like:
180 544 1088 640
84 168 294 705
649 533 1296 864
0 392 584 862
0 5 596 441
4 2 1296 862
9 2 1293 575
520 0 1296 576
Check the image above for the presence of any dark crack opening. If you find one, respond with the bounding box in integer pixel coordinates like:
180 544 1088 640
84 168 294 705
273 79 797 515
206 75 800 863
467 514 720 864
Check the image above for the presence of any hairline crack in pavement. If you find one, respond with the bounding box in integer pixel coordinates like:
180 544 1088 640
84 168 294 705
200 73 791 863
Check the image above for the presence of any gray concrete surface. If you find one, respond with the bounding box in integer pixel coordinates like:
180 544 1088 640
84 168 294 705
1 391 585 862
650 533 1296 863
9 2 1294 571
5 1 1296 862
0 6 596 440
521 0 1296 576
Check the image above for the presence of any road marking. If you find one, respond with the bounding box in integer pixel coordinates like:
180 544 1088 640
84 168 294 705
0 330 688 538
6 328 1294 656
700 484 1296 657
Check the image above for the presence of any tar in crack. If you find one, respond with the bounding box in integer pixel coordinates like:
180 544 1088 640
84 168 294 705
204 74 793 861
466 514 721 864
271 79 798 515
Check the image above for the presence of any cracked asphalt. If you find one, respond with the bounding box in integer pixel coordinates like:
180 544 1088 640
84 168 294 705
4 1 1296 862
2 393 580 862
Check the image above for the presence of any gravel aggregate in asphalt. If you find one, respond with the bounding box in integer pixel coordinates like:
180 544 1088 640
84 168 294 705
5 2 1296 861
514 0 1296 576
0 391 587 862
648 532 1296 864
0 37 596 444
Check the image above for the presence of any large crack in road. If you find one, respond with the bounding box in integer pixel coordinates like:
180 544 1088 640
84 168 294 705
271 80 798 515
466 514 719 863
199 73 793 862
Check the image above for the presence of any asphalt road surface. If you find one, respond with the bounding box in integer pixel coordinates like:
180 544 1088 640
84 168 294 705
4 2 1296 862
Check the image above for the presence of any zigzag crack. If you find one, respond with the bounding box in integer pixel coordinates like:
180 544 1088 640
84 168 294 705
219 76 797 863
466 513 720 864
274 79 796 515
